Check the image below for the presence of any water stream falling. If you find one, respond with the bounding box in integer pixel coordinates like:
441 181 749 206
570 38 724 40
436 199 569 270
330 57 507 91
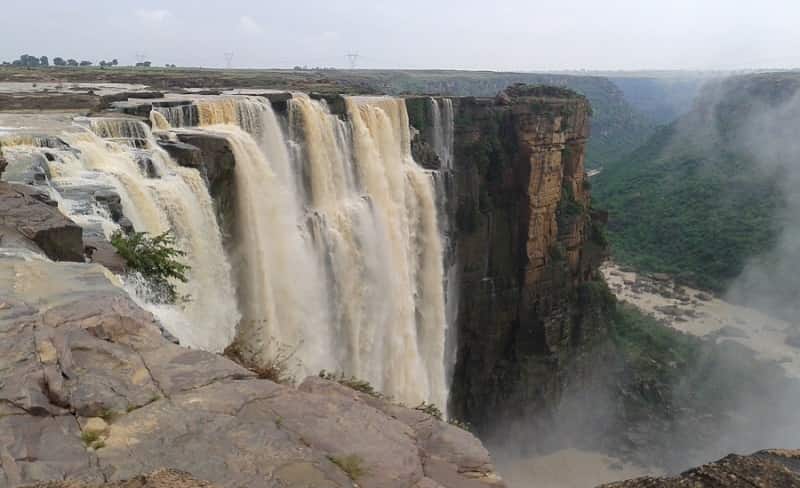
182 94 451 407
1 93 454 409
429 98 455 170
427 97 460 392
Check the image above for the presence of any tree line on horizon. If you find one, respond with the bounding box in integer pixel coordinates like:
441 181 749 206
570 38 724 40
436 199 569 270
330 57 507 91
1 54 177 69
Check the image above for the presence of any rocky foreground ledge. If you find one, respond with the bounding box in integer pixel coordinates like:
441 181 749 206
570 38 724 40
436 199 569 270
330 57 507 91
600 449 800 487
0 252 504 488
0 184 504 488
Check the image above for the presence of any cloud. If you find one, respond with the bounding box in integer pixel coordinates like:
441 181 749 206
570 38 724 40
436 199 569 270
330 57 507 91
239 16 263 35
135 9 171 24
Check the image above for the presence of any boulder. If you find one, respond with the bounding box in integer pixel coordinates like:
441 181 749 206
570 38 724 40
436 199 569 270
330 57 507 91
93 190 124 222
0 182 83 261
0 256 505 488
157 141 201 169
599 450 800 487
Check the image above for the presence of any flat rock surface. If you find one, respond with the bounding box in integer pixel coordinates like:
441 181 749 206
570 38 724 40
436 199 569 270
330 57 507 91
21 469 217 487
599 450 800 487
0 256 504 488
0 181 83 261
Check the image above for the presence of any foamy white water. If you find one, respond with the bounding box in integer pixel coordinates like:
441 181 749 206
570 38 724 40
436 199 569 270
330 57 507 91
2 118 239 352
188 95 450 408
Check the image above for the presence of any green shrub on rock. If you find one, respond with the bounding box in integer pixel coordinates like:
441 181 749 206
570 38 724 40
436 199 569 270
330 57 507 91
110 230 189 303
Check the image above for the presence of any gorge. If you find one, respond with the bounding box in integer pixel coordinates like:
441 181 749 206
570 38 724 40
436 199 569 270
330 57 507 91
2 71 799 488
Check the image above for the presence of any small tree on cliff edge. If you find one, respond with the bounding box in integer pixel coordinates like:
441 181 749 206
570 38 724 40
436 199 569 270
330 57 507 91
111 230 190 303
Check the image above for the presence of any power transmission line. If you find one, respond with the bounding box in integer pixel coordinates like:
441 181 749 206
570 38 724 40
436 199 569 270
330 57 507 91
346 53 360 69
135 53 147 65
224 52 235 69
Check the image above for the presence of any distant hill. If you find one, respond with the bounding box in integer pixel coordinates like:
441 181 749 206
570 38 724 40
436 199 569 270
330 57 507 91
608 75 707 124
593 72 800 291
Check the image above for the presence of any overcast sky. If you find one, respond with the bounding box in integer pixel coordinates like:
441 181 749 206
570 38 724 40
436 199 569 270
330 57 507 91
2 0 799 71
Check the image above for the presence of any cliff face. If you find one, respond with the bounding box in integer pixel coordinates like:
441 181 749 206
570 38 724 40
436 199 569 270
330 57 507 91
409 86 610 433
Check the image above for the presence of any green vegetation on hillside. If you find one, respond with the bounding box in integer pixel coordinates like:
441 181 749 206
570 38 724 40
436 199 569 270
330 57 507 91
593 73 800 291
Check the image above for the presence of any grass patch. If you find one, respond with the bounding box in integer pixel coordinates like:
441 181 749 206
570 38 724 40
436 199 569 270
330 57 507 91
328 454 366 480
414 401 443 420
318 370 381 398
225 337 299 385
79 427 106 449
98 408 119 423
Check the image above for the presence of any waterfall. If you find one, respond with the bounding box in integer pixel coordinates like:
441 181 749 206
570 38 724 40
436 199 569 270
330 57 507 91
150 110 172 130
152 103 198 128
427 97 459 398
2 118 240 352
430 98 455 170
185 95 449 408
3 93 452 409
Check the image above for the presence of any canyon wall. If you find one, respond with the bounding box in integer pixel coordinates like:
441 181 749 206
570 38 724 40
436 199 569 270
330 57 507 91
409 85 610 433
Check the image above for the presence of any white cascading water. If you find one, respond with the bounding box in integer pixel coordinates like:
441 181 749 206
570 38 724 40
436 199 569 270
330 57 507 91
1 118 239 352
430 98 455 170
427 97 460 388
184 95 449 408
2 94 453 409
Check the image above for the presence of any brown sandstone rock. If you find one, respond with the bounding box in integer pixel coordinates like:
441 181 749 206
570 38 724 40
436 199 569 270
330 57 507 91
446 87 607 434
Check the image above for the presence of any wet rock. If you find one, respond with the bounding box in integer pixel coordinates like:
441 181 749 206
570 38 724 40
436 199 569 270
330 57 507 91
599 449 800 487
173 133 236 237
157 141 201 169
84 236 125 274
411 136 442 170
93 190 124 222
0 182 84 261
134 155 158 178
99 91 164 111
117 217 134 234
2 151 50 185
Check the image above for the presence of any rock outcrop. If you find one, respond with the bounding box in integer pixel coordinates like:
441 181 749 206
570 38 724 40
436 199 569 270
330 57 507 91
22 469 217 488
172 133 236 237
408 86 610 433
0 255 504 488
0 181 83 261
600 450 800 487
